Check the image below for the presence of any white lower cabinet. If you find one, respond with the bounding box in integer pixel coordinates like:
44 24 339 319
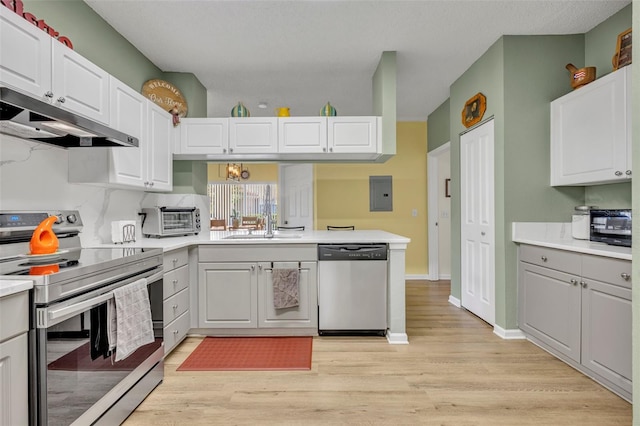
518 245 632 401
0 291 29 426
197 245 318 333
162 248 190 354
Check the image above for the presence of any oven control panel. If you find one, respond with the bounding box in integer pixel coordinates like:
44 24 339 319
0 210 83 232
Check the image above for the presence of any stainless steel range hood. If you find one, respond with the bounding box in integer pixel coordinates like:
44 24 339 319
0 87 138 148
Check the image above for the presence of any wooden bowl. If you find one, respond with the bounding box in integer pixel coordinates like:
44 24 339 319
566 63 596 89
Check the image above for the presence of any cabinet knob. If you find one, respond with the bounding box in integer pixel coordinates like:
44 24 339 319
57 97 66 104
172 304 178 310
323 147 327 152
251 265 255 271
581 281 587 288
258 264 263 271
541 256 547 262
329 147 333 153
615 171 623 176
229 148 234 153
626 170 632 176
570 279 578 286
173 258 178 264
223 148 227 153
173 329 179 335
621 273 630 281
172 279 178 285
481 231 486 236
44 91 54 98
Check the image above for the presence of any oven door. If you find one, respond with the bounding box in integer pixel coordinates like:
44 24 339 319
32 269 164 426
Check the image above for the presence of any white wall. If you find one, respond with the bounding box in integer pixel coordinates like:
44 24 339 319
0 134 209 247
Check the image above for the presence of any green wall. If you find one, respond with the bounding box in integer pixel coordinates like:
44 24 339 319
373 51 397 160
427 99 450 151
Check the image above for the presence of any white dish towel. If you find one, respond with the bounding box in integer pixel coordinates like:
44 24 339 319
112 278 154 362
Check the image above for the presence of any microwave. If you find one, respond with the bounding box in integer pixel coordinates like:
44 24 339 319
589 209 631 247
141 207 201 238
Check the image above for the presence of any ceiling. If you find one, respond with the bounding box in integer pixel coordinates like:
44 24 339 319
85 0 630 121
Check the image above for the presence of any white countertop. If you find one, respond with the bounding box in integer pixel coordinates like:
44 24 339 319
512 222 631 260
0 279 33 298
90 230 411 251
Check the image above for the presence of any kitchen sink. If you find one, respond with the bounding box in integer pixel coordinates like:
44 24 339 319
223 232 303 240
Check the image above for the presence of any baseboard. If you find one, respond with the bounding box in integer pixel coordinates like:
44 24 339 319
405 274 430 280
493 325 526 340
448 295 461 307
386 332 409 344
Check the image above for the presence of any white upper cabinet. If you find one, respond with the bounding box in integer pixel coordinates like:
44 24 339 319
328 116 379 154
108 76 147 187
550 65 632 186
177 118 229 155
0 7 110 124
229 117 278 154
278 117 327 153
51 42 110 124
146 101 173 191
0 7 52 98
69 83 174 192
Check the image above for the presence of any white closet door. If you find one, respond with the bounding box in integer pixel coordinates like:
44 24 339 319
460 119 495 325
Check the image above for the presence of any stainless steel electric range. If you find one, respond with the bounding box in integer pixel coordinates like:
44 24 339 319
0 210 165 426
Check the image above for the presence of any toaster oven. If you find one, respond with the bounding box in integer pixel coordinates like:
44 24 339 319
141 207 201 238
589 209 631 247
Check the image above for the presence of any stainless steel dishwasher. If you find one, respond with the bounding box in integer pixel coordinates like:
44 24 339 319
317 243 388 335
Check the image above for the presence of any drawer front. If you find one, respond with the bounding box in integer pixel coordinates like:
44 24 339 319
581 255 631 289
163 264 189 298
0 291 29 342
163 248 189 271
164 287 189 324
164 310 190 355
519 245 581 275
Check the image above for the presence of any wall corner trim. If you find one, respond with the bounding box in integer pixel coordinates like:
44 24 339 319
493 325 527 340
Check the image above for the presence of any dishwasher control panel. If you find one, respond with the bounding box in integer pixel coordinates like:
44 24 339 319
317 243 388 261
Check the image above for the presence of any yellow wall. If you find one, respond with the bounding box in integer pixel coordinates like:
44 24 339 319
207 163 279 182
315 122 428 276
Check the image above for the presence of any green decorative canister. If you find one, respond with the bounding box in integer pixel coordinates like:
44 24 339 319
319 102 337 117
231 102 250 117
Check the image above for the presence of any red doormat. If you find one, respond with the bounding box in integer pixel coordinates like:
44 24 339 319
48 339 162 372
177 336 313 371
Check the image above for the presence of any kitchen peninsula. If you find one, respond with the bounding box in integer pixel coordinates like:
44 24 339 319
101 229 411 345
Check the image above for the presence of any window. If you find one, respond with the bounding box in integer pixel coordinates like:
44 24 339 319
208 182 277 225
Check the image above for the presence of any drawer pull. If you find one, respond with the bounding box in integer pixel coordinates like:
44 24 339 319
570 279 578 286
541 256 547 262
621 273 630 281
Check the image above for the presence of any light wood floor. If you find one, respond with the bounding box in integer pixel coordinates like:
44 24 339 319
124 281 632 425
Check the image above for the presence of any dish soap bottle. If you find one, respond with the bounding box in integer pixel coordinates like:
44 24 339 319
30 216 59 255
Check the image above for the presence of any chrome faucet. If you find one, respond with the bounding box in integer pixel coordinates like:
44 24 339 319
264 185 273 238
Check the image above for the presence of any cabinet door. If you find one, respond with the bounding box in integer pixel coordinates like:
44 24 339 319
518 262 581 362
146 102 173 191
328 116 378 153
108 77 146 188
258 261 318 328
179 118 229 155
0 7 52 99
0 333 29 426
278 117 327 153
198 262 258 328
550 66 630 186
51 41 110 124
229 117 277 154
581 279 632 395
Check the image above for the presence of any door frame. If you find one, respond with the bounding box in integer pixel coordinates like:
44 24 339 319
427 142 450 281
